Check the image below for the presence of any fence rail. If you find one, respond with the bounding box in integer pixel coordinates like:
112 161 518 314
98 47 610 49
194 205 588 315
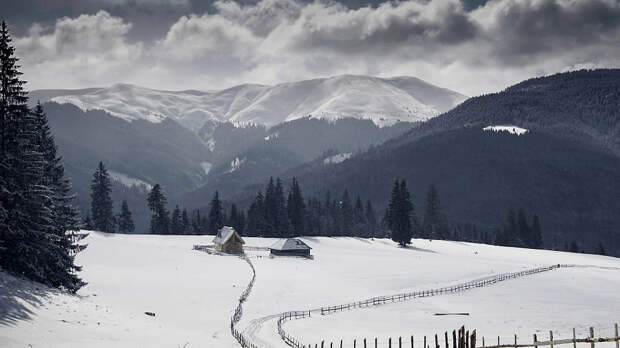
320 265 566 316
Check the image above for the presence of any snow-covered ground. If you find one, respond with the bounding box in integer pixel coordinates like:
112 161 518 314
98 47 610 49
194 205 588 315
483 125 529 135
1 234 619 348
0 232 248 348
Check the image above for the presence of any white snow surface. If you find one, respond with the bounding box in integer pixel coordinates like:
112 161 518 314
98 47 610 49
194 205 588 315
200 161 212 175
39 75 467 128
229 156 246 173
324 152 353 164
2 234 619 348
483 125 529 135
108 170 152 190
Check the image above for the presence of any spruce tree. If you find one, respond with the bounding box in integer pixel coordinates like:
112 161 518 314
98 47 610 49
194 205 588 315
32 102 86 291
274 178 290 237
353 196 366 237
90 161 115 232
192 209 202 235
365 200 377 237
287 177 306 237
517 209 530 247
597 242 606 256
422 184 449 240
208 191 224 234
247 191 266 237
83 213 93 230
0 22 85 291
531 214 543 249
386 180 414 246
181 209 190 235
147 184 169 234
117 200 135 234
170 205 182 235
340 189 353 236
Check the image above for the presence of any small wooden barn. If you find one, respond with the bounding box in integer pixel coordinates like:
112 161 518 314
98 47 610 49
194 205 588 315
213 226 245 254
269 238 312 257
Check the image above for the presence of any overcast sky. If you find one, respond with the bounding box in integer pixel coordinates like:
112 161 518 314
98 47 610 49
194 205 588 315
3 0 620 96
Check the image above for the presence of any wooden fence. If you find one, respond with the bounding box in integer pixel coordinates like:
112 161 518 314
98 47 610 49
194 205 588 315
280 325 620 348
229 255 258 348
279 265 569 348
320 265 564 316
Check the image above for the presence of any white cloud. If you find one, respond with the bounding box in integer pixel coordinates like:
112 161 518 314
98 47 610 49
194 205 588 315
16 11 142 87
13 0 620 96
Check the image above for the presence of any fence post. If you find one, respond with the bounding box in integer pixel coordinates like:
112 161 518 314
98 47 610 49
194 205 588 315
412 336 414 348
534 334 538 348
590 327 595 348
389 337 392 348
453 331 457 348
322 341 325 348
436 334 439 348
446 332 449 348
400 337 403 348
465 331 469 348
376 338 378 348
471 330 476 348
550 331 553 348
513 334 517 348
482 337 485 348
354 339 357 348
341 339 343 348
364 338 367 348
424 336 427 348
615 323 619 348
572 328 576 348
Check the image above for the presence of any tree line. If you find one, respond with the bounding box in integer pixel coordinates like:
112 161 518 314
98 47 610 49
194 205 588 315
0 22 86 292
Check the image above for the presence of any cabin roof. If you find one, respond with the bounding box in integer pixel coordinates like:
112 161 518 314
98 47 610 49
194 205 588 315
269 238 311 251
213 226 245 245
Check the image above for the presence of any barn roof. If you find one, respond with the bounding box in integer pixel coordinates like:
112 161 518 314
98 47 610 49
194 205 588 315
213 226 244 245
270 238 311 251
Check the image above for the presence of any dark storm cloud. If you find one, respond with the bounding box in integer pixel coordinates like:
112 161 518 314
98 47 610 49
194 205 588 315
3 0 620 96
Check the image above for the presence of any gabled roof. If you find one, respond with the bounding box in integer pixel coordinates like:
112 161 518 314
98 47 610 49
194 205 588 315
213 226 245 245
270 238 311 251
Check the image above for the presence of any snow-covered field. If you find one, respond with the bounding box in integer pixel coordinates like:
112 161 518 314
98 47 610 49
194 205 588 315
1 233 619 348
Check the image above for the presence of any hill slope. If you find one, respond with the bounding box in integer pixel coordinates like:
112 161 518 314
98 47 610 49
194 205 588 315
233 69 620 255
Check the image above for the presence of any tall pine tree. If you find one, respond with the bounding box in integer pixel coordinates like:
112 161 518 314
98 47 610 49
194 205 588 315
287 177 306 237
386 180 415 246
170 205 183 235
90 161 115 232
117 200 134 234
147 184 169 235
208 191 224 234
0 22 85 291
422 184 449 240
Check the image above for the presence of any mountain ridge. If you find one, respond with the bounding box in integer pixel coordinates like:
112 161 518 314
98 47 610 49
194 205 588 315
29 74 467 129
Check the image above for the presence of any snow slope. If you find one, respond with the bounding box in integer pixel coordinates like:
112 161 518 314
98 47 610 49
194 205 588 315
0 232 249 348
2 234 618 348
30 75 467 129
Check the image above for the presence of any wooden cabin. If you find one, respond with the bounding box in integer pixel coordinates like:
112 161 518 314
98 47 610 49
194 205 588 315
269 238 311 257
213 226 245 254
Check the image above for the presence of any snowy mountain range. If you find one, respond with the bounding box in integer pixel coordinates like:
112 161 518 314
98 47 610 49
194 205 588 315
30 75 467 129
